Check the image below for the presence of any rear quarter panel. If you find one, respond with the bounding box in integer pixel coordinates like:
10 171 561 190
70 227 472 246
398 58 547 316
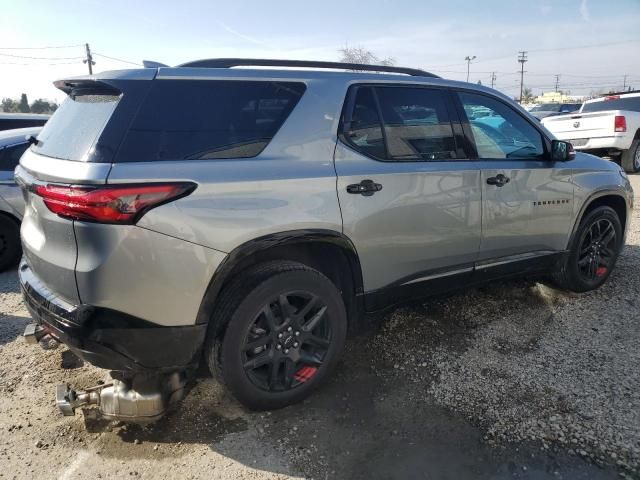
106 76 346 253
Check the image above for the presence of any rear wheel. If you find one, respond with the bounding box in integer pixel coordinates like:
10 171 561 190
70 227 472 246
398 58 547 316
621 139 640 173
206 261 347 410
0 216 21 272
554 206 622 292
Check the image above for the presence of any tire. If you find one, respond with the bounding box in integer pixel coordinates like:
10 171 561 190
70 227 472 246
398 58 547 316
621 139 640 173
0 215 21 272
205 261 347 410
553 206 623 292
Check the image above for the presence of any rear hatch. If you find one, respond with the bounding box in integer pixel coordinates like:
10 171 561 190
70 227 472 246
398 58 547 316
15 73 153 304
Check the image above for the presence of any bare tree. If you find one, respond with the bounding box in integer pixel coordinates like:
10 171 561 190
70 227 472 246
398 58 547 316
338 46 395 66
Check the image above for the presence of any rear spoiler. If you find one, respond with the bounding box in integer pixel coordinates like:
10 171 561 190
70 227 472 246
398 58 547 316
53 79 121 96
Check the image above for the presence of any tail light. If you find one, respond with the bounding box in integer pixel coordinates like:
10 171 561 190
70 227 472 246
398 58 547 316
35 183 196 224
614 115 627 133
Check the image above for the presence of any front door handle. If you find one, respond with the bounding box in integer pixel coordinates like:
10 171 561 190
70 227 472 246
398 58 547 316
346 179 383 196
486 174 510 187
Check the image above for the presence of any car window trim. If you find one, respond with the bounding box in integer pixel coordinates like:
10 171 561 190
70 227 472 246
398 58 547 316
451 88 553 161
338 83 471 163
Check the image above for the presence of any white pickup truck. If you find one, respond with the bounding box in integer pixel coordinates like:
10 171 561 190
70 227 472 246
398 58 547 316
542 92 640 172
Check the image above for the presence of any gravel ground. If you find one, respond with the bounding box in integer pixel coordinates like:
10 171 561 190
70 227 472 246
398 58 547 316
0 176 638 479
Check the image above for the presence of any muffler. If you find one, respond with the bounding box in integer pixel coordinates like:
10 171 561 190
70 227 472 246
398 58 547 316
56 372 187 422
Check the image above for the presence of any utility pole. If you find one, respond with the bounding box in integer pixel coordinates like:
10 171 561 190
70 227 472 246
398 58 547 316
623 74 628 91
83 43 95 75
518 51 528 103
554 74 560 92
465 55 476 83
490 72 497 89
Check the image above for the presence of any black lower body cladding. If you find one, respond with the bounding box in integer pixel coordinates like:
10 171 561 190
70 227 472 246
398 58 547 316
19 261 206 372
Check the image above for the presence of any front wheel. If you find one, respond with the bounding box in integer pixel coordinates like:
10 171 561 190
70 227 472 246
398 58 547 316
553 206 623 292
206 261 347 410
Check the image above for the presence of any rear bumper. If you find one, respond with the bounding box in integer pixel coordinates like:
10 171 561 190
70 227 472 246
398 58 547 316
19 260 207 372
554 135 632 152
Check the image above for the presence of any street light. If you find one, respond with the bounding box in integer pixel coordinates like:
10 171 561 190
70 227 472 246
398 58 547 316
465 55 476 82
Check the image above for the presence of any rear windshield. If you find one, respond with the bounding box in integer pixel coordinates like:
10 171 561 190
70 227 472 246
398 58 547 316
32 93 120 161
115 80 306 162
582 96 640 113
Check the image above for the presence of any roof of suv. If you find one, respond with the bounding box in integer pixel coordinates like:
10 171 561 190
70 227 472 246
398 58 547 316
53 58 525 113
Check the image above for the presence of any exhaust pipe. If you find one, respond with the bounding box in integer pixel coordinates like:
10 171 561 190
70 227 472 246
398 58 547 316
56 372 187 422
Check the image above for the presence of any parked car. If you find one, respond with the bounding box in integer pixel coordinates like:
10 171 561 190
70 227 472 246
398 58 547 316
542 92 640 172
17 59 633 423
0 127 40 271
0 113 49 131
529 102 581 120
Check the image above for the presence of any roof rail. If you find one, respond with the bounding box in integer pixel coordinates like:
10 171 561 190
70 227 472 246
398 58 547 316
176 58 439 78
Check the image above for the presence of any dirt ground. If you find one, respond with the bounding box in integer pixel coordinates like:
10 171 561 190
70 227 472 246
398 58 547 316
0 175 639 480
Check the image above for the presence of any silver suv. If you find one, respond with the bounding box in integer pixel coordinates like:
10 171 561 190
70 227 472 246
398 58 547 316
17 59 633 421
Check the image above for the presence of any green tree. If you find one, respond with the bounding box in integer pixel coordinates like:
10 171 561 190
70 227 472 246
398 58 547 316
1 98 17 112
30 99 56 114
18 93 30 113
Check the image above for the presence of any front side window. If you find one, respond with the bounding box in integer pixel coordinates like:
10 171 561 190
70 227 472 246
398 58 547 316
342 85 457 161
459 92 544 159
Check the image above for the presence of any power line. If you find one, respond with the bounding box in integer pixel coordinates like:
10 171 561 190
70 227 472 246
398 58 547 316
0 44 84 50
0 52 84 60
93 52 142 66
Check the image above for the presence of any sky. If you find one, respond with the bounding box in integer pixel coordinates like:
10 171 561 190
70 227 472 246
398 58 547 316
0 0 639 103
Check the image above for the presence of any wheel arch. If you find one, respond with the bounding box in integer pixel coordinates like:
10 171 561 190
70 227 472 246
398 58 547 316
568 190 629 249
196 229 365 336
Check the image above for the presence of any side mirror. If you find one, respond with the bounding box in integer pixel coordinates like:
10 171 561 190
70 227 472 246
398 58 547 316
551 140 575 161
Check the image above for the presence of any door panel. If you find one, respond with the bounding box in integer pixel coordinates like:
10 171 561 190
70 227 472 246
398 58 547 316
454 91 574 262
335 142 481 291
479 161 574 260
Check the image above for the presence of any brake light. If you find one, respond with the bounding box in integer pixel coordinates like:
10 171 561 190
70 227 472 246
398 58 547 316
35 183 196 224
614 115 627 133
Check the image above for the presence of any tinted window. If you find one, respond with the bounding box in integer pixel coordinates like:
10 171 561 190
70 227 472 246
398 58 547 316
459 92 544 159
0 143 29 170
343 87 386 160
376 87 456 161
582 96 640 113
116 80 306 162
32 93 120 161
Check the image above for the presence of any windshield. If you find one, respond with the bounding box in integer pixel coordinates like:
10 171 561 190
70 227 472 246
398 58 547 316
531 103 561 112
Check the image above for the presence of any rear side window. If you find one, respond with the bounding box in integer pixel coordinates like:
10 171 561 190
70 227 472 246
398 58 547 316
116 80 306 162
344 87 386 160
582 96 640 113
0 143 29 171
32 94 120 161
376 87 456 161
341 85 457 161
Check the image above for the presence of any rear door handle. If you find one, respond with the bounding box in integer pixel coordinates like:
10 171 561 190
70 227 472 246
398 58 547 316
346 179 383 196
486 174 510 187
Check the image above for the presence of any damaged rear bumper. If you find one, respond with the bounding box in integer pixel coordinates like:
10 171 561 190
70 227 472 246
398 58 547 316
19 260 207 373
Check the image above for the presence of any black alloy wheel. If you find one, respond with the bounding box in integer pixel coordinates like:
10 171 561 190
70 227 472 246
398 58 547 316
577 217 617 282
242 291 332 392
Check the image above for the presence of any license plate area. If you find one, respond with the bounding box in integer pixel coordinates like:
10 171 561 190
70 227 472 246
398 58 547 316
570 138 588 147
